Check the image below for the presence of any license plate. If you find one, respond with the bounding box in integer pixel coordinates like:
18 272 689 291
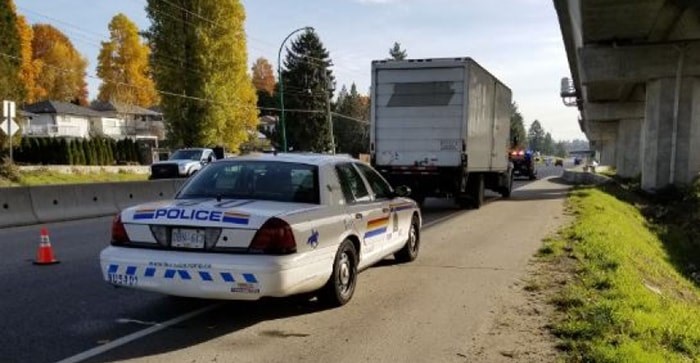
108 273 138 286
171 228 206 249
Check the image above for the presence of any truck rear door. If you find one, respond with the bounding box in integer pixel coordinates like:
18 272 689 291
373 66 465 168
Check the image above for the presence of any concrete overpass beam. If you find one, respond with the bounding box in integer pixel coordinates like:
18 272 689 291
642 77 700 191
580 43 700 84
615 119 642 178
584 102 645 121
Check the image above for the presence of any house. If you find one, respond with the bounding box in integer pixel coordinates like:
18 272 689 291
90 101 165 144
258 115 278 135
22 101 102 138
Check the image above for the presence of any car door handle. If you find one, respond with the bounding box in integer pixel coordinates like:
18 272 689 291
354 213 364 220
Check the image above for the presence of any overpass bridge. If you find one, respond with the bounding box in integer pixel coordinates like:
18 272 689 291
554 0 700 190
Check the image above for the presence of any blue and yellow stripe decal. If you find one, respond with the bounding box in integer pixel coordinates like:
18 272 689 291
133 209 156 220
364 216 389 238
222 211 250 225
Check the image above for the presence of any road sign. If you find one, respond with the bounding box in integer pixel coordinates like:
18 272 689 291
1 100 18 137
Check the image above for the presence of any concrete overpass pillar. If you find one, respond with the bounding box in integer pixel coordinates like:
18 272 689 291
587 121 617 167
642 77 700 191
615 118 642 178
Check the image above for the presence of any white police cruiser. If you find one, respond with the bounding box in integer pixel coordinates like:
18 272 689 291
100 153 421 306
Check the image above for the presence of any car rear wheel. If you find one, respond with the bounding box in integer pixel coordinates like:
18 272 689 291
318 239 358 307
394 215 420 263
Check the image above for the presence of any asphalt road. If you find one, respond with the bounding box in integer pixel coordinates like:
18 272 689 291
0 165 567 363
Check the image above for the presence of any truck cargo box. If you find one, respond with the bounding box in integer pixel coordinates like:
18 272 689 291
370 58 512 173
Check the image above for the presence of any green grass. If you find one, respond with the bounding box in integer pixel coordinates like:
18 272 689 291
0 169 148 187
542 186 700 362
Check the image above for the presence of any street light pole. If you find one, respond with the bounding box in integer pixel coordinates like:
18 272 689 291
277 26 314 152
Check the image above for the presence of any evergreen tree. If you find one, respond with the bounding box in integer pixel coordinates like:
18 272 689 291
554 141 568 158
527 120 545 153
282 29 334 152
334 83 369 156
59 138 70 164
543 132 554 155
389 42 407 60
146 0 258 151
510 102 527 149
81 139 92 165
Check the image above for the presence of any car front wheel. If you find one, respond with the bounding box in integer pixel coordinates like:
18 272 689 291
318 239 358 307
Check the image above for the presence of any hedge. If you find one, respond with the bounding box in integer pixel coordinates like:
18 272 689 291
12 137 142 165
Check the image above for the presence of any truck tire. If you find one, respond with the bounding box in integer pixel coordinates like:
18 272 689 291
500 170 513 198
467 173 484 209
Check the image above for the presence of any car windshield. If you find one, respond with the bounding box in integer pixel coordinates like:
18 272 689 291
170 150 203 161
178 161 320 204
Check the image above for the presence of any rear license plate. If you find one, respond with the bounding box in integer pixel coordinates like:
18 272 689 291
108 273 137 286
171 228 205 249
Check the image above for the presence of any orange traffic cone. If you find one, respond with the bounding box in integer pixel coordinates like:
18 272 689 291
34 227 59 265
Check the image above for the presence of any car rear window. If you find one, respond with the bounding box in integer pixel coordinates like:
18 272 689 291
178 161 320 204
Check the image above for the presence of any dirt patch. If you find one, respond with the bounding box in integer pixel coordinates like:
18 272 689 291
465 221 574 362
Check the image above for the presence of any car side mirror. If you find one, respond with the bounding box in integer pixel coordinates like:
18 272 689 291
394 185 411 198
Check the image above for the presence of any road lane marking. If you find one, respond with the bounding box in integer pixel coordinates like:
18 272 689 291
56 303 223 363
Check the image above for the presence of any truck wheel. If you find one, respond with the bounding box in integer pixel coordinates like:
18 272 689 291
318 240 358 307
394 215 420 263
467 174 484 209
500 170 513 198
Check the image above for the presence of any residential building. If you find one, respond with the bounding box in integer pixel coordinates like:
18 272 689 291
22 101 102 138
90 101 165 143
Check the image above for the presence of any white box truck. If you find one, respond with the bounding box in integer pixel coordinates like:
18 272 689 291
370 57 513 208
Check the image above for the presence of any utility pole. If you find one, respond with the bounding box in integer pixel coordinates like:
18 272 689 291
323 70 335 154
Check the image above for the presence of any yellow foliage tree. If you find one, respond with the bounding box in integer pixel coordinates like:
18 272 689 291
16 11 36 103
32 24 89 105
146 0 258 151
97 13 159 107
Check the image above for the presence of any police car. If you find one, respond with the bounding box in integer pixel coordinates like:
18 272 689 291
100 153 421 306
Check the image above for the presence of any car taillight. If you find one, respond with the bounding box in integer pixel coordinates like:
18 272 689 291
248 218 296 255
111 214 130 245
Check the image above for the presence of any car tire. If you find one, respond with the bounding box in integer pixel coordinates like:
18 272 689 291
394 215 420 263
318 239 358 307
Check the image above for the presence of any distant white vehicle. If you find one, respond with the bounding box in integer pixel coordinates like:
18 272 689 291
101 153 421 306
150 148 216 179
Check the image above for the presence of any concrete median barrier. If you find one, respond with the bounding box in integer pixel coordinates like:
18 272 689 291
0 179 187 228
30 183 120 223
0 187 39 228
112 180 177 210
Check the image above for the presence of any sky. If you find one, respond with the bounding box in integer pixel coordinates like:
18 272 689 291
14 0 585 141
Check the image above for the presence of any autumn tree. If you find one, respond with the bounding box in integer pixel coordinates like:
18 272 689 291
282 29 334 152
252 57 277 117
97 13 159 107
334 83 369 156
146 0 258 151
510 101 527 149
0 0 23 102
251 57 275 95
389 41 407 60
16 8 36 103
32 24 88 105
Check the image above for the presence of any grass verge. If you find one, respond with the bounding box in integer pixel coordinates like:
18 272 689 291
0 168 147 187
539 184 700 362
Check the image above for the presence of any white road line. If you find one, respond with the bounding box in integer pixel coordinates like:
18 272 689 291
56 303 223 363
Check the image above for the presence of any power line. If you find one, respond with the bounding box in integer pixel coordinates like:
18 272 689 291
0 51 363 121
